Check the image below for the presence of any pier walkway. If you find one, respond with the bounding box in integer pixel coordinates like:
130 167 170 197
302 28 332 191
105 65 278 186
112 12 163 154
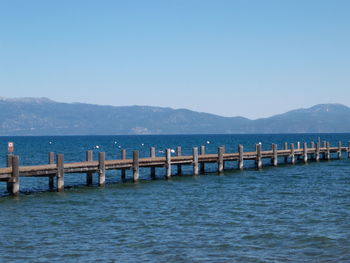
1 141 349 196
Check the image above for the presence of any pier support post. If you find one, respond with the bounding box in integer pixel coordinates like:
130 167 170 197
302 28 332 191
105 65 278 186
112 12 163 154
255 144 262 169
290 143 295 164
133 150 139 182
48 152 55 189
86 150 93 185
6 154 13 193
165 149 171 179
218 146 224 174
6 154 13 168
200 145 205 174
98 152 106 186
7 155 19 196
315 141 320 162
338 141 342 160
150 147 156 179
322 141 327 159
310 142 315 160
284 142 288 163
272 144 278 167
303 143 308 164
121 149 126 181
238 144 244 170
348 141 350 159
56 154 64 192
193 147 199 176
296 142 302 160
176 146 182 175
326 142 330 160
323 141 327 148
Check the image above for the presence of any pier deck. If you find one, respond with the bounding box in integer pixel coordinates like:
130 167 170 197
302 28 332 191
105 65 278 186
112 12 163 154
1 141 349 196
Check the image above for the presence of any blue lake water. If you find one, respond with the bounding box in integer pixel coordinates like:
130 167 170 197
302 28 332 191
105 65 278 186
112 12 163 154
0 134 350 262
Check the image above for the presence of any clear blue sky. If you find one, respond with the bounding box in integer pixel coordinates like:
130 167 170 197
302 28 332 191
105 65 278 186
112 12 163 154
0 0 349 119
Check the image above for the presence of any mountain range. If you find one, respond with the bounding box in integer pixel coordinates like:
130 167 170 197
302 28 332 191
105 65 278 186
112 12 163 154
0 97 350 135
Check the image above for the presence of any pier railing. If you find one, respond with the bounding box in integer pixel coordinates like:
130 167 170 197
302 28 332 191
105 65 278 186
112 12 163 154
1 140 349 196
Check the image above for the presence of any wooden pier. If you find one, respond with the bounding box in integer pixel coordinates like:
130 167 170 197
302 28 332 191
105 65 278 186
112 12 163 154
1 141 349 196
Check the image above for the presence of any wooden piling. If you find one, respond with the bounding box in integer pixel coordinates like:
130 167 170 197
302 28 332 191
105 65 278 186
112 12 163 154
284 142 288 163
326 142 330 160
56 154 64 192
150 147 156 179
176 146 182 175
256 144 262 169
238 144 244 170
133 150 139 182
323 141 327 148
218 146 224 174
315 141 320 162
272 144 278 167
86 150 93 185
310 142 315 160
98 152 106 186
290 143 295 164
193 147 199 176
7 155 19 196
310 142 315 149
121 149 126 181
338 141 342 160
303 142 308 163
165 149 171 179
49 152 55 189
200 145 205 174
6 154 13 193
6 154 13 168
296 142 301 160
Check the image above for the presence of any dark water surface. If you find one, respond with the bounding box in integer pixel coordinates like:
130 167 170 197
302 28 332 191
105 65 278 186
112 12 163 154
0 134 350 262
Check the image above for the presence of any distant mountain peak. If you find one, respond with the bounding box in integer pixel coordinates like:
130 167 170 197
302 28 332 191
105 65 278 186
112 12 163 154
308 103 348 112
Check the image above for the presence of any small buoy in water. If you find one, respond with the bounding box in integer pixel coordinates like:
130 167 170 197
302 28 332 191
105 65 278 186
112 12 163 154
258 142 262 145
114 141 117 144
158 150 164 153
141 143 144 146
118 145 121 148
206 141 210 144
170 149 175 153
49 141 52 144
95 145 100 149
